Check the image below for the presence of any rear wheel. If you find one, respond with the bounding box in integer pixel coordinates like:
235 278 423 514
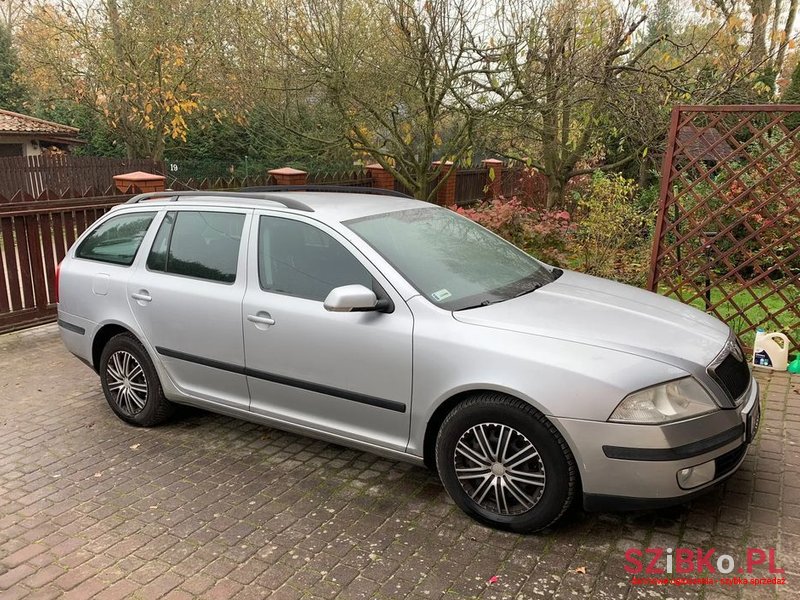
435 393 577 533
99 333 173 426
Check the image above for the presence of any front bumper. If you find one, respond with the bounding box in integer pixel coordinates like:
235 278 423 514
552 378 760 511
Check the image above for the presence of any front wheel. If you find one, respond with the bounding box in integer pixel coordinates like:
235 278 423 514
99 333 173 426
435 393 577 533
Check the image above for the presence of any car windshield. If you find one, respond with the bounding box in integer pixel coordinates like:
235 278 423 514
345 206 557 310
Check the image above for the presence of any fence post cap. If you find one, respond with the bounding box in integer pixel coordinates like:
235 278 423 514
112 171 166 182
481 158 504 166
268 167 307 176
364 163 386 171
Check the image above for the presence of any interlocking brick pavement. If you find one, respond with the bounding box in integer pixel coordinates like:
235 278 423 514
0 324 798 599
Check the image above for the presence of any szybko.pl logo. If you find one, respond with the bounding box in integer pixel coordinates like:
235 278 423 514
625 547 787 586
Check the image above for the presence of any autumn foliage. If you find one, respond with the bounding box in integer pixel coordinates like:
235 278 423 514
452 172 656 285
452 198 575 266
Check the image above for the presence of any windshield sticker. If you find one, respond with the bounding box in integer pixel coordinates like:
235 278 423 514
431 289 452 302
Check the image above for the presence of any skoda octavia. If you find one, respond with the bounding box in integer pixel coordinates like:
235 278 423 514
57 188 760 532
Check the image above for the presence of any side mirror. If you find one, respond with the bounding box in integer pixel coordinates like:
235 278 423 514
324 284 380 312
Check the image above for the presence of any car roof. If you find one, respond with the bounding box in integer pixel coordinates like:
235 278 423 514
118 190 431 223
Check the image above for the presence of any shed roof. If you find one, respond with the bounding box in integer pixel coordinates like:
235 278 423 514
0 109 81 141
677 125 734 162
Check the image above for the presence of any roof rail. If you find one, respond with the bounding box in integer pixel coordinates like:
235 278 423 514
240 184 414 199
125 190 315 212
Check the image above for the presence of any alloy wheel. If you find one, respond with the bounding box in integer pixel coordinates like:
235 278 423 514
106 350 148 416
453 422 546 516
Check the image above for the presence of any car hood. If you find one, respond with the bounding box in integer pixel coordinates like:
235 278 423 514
452 270 730 369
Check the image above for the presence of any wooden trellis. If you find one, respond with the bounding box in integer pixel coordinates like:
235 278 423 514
648 105 800 351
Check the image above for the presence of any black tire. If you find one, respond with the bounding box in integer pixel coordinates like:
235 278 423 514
435 393 577 533
99 333 173 427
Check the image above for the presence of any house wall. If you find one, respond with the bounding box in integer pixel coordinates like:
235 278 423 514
0 136 42 157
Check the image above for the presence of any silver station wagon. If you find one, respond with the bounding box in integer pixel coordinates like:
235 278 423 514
57 188 760 532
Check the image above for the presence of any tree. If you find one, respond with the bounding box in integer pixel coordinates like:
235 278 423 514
0 24 26 111
18 0 214 159
485 1 664 207
782 54 800 102
708 0 799 91
267 0 500 200
780 58 800 129
645 0 678 42
602 8 767 188
482 0 770 207
0 0 24 31
9 0 794 181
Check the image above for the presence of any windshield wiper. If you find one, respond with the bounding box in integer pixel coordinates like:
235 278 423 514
457 279 545 310
513 282 542 298
456 298 504 311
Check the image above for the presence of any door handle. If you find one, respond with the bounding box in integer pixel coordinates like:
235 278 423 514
131 291 152 302
247 313 275 326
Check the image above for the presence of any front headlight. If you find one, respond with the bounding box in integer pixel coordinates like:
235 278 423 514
609 377 718 424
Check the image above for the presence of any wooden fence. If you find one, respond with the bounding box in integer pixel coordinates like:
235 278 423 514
161 169 374 193
0 155 165 199
308 170 373 187
649 105 800 351
0 193 129 333
0 157 497 202
455 169 488 206
163 168 489 203
0 163 542 333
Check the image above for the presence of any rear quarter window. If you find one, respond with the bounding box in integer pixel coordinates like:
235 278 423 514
76 212 156 266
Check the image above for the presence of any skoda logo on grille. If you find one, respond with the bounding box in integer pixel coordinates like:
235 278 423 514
727 339 744 362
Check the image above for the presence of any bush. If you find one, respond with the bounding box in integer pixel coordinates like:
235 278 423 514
452 197 575 266
574 172 653 285
635 183 660 214
452 176 656 287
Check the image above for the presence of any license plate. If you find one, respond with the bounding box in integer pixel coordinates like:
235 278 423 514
745 399 761 443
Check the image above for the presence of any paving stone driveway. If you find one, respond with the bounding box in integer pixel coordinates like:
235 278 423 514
0 324 798 600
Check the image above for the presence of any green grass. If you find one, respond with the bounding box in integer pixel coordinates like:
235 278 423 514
661 283 799 352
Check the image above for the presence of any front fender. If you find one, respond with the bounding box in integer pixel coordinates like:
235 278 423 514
405 296 687 457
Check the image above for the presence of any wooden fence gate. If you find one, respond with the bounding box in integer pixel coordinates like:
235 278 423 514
648 105 800 351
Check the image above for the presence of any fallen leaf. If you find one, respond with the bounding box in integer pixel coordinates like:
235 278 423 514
130 444 140 449
93 472 102 477
574 566 587 574
488 575 499 584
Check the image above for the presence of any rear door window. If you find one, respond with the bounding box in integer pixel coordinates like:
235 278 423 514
76 212 156 266
147 211 246 283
